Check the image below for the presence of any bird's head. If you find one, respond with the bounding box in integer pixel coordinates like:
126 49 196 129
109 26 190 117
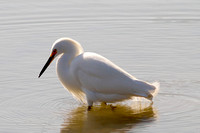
38 38 83 78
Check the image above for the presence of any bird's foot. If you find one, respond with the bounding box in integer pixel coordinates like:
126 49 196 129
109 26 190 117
110 104 117 110
87 106 92 111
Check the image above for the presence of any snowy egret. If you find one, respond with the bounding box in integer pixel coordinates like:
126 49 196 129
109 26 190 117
38 38 159 110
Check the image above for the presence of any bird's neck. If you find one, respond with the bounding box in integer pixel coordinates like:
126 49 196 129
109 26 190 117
56 49 83 76
56 43 83 81
57 53 73 68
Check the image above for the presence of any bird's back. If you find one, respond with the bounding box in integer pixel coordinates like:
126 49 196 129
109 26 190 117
71 52 159 101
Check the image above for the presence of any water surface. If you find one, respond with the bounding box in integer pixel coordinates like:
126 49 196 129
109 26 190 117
0 0 200 132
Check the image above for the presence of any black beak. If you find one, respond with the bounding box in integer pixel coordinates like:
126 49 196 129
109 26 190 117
38 55 55 78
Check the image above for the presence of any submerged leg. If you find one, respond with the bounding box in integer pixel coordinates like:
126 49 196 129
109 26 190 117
87 98 93 111
87 106 92 111
110 104 117 110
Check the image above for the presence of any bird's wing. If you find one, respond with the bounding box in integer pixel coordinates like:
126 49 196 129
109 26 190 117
73 52 155 97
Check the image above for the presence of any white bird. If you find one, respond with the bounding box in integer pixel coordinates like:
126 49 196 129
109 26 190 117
39 38 159 110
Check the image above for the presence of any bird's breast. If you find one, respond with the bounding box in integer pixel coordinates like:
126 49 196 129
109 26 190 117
56 58 86 103
56 55 82 91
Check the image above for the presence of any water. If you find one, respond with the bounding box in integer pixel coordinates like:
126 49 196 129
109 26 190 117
0 0 200 132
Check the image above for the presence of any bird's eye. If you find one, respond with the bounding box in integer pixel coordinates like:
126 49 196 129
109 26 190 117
53 49 57 54
51 49 57 57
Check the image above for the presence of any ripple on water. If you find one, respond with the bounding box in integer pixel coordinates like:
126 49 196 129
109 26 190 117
59 91 200 132
61 103 156 133
155 92 200 129
0 79 200 132
0 83 70 127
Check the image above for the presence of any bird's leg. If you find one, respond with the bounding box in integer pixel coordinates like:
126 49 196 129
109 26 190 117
87 99 93 111
101 102 107 106
110 104 117 110
87 106 92 111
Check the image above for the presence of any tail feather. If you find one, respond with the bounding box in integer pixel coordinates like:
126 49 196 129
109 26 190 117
151 81 160 97
132 80 160 101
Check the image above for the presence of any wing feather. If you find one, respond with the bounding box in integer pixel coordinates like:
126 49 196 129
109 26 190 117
74 52 155 98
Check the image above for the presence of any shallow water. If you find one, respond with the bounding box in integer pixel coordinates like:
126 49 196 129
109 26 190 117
0 0 200 132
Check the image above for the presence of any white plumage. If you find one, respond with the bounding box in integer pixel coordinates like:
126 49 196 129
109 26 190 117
39 38 159 109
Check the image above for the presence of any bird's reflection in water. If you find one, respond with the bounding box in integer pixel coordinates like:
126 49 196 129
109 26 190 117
61 102 156 133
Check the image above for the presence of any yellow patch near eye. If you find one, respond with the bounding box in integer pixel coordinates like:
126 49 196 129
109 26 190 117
51 49 57 57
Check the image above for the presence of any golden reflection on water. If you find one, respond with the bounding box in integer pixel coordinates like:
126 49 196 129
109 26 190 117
61 103 156 133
